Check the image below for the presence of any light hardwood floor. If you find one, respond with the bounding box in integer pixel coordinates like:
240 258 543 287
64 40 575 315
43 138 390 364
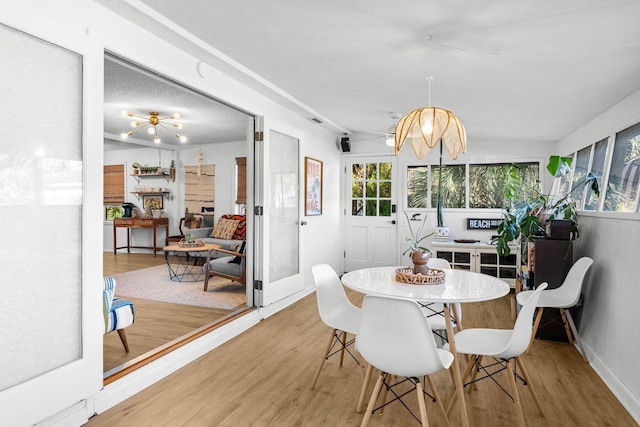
89 284 636 426
103 253 244 373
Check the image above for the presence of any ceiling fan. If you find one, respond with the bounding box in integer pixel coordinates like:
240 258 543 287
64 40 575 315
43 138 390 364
351 112 401 146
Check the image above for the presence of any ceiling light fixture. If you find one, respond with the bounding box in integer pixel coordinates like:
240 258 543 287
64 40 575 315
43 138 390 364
394 35 466 160
120 110 187 144
385 112 402 146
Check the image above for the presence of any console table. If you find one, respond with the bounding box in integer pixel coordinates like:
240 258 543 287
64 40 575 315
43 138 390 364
113 217 169 256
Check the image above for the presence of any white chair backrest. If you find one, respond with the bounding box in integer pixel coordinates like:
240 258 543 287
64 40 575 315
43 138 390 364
356 294 448 377
554 257 593 307
428 258 451 270
501 283 548 359
311 264 360 331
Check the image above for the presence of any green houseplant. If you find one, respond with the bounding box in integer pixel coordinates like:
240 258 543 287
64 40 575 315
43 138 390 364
493 155 600 257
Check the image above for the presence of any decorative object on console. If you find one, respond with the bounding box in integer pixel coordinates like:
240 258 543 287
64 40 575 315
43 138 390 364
132 162 140 175
120 110 187 144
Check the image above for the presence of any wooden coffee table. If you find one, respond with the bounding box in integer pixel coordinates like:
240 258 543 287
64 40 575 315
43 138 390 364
163 243 221 282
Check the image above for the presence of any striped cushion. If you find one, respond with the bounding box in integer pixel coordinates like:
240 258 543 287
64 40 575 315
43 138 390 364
103 276 135 334
220 214 246 240
106 298 135 333
211 218 239 239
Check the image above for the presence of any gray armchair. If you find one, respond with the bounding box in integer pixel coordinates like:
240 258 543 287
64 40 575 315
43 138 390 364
204 241 246 290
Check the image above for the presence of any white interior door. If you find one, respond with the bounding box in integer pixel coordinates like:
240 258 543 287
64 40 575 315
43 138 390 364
0 13 103 425
344 156 398 272
254 117 304 306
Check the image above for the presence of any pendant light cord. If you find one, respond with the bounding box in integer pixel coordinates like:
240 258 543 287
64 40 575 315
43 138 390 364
427 35 433 107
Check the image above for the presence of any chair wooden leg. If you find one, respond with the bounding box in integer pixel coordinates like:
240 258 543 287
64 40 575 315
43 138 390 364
564 310 589 363
117 329 130 353
515 356 544 416
357 364 375 413
559 308 574 345
426 375 450 427
416 379 430 427
526 308 544 354
447 355 476 416
506 359 526 427
339 331 347 367
360 372 385 427
311 329 336 390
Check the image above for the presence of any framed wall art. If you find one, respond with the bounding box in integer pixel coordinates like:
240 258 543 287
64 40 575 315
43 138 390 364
304 156 323 216
142 195 163 210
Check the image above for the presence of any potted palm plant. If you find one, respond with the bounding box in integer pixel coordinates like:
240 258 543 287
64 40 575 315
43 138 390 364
493 155 600 257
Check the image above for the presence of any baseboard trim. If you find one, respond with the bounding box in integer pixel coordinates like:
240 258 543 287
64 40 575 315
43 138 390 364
582 341 640 424
257 286 315 319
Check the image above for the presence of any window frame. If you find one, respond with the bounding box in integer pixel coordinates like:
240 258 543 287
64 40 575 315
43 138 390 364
403 159 543 212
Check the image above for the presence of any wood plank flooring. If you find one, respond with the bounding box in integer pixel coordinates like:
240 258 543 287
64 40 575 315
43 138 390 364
89 284 637 426
103 253 243 373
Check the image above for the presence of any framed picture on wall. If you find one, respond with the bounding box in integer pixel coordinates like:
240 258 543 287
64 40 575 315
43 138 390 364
305 156 322 216
142 195 163 210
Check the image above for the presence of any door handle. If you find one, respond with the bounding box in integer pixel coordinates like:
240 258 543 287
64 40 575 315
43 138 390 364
388 220 396 225
301 220 308 226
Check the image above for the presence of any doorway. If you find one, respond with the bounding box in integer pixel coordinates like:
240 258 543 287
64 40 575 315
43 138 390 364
103 54 253 377
344 155 398 271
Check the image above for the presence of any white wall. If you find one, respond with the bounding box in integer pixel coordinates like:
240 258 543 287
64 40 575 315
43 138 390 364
3 1 343 425
559 88 640 422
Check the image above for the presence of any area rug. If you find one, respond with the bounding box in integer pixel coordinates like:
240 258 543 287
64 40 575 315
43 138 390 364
111 265 246 310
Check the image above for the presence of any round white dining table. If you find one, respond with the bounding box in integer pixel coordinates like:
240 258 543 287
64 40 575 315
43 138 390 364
340 266 510 304
341 266 510 427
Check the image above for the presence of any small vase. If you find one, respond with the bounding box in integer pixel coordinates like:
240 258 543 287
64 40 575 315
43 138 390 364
411 250 431 275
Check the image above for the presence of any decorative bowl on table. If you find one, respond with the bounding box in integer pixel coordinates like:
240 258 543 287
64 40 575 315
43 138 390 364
395 267 446 285
178 239 205 248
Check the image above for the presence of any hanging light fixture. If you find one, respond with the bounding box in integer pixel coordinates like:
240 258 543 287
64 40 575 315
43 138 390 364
385 112 402 147
120 110 187 144
394 35 466 160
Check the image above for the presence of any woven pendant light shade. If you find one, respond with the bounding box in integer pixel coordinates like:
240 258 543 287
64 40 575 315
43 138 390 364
394 106 467 160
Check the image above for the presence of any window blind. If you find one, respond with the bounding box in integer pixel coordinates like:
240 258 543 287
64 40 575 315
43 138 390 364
104 164 125 204
236 157 247 205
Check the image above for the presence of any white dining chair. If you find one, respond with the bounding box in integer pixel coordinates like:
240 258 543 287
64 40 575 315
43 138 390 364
356 294 453 427
446 283 548 427
419 258 462 343
516 256 593 362
310 264 362 390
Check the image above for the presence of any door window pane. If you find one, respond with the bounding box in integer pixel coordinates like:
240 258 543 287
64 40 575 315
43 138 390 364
0 22 83 391
604 122 640 212
352 161 393 216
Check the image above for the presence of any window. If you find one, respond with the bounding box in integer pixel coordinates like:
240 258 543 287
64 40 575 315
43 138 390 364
432 165 466 208
470 163 538 208
407 165 465 209
604 122 640 212
235 157 246 206
407 162 539 209
351 161 392 216
104 164 124 219
583 138 608 211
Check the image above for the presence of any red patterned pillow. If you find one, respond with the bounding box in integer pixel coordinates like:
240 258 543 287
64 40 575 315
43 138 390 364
221 214 246 240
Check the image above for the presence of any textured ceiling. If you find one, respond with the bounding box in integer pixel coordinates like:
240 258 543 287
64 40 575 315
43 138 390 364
101 0 640 148
104 57 250 151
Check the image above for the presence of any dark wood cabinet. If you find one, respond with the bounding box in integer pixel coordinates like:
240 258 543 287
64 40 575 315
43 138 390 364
529 237 573 341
